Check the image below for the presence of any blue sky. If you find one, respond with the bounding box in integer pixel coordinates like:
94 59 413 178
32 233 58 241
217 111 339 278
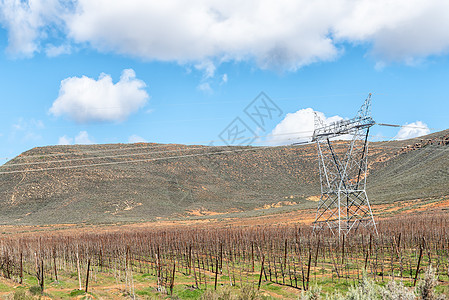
0 0 448 161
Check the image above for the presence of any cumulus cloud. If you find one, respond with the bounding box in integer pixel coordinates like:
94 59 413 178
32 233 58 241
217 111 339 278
74 131 94 144
266 108 344 145
128 134 146 143
394 121 430 140
49 69 149 123
58 131 95 145
0 0 67 57
333 1 449 62
2 1 449 68
65 0 339 70
57 135 72 145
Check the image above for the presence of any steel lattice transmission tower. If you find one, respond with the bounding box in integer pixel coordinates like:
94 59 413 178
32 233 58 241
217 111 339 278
312 94 377 236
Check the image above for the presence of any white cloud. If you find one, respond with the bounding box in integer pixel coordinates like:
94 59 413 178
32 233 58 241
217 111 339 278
45 43 71 57
49 69 149 123
0 0 67 57
266 108 344 145
57 131 95 145
195 60 216 79
74 131 94 144
221 74 228 84
394 121 430 140
195 60 217 92
128 134 146 143
2 1 449 68
333 1 449 62
12 118 44 131
11 118 44 141
197 82 212 94
57 135 73 145
65 0 339 70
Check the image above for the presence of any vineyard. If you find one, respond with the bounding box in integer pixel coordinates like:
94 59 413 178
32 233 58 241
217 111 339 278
0 212 448 299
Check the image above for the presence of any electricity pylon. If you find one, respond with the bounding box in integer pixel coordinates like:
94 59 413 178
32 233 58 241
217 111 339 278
312 94 377 236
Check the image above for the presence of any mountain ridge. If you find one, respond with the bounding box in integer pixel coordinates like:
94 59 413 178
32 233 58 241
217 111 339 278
1 130 448 225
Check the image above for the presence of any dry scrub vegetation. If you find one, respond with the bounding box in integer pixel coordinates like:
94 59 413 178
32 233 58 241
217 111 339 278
0 213 447 299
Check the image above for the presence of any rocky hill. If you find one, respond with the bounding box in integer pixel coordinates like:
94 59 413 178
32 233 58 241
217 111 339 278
0 130 448 225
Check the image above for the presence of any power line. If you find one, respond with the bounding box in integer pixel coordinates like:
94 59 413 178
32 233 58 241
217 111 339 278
11 130 315 161
0 131 396 168
12 143 172 160
3 133 448 171
9 121 439 161
376 122 438 131
3 145 211 167
3 134 449 175
1 131 318 169
1 122 446 171
0 146 277 175
2 136 449 175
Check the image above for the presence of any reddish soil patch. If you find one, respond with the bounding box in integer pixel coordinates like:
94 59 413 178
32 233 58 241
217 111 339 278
1 197 448 237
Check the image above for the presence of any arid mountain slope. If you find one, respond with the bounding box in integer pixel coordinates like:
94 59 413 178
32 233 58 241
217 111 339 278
0 130 448 225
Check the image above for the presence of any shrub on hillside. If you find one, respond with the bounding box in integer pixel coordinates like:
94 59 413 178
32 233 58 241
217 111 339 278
416 265 446 300
201 284 266 300
380 280 415 300
301 266 446 300
300 285 322 300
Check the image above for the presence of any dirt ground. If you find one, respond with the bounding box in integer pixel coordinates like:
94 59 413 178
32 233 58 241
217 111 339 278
1 196 447 237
